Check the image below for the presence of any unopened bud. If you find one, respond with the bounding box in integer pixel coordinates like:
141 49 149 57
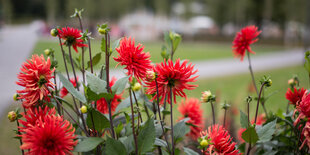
8 111 17 122
44 49 52 56
201 90 214 102
80 106 87 114
98 28 106 35
200 139 209 147
146 71 156 82
50 29 58 37
266 79 272 87
288 79 294 85
13 93 19 101
132 83 141 91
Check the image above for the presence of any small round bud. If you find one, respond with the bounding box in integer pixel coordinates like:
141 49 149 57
50 29 58 37
13 93 19 101
8 111 17 122
80 106 87 114
44 49 52 56
98 28 106 35
200 139 209 147
146 70 156 82
132 83 142 91
201 90 212 102
265 79 272 87
288 79 294 85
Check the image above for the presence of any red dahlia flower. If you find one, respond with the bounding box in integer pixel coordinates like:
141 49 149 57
146 59 198 104
16 55 54 108
95 77 123 114
178 98 204 140
232 25 261 61
57 27 87 53
114 37 152 82
60 77 79 98
238 114 266 142
286 87 306 105
201 124 241 155
19 107 56 131
297 92 310 118
20 114 77 155
300 120 310 150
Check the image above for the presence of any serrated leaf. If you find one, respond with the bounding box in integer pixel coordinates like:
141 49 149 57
154 138 167 147
87 53 101 69
173 118 190 142
86 71 107 94
257 119 277 143
58 73 86 103
241 126 259 144
184 147 199 155
111 76 129 94
73 137 104 152
105 137 127 155
240 110 249 128
86 109 110 131
137 118 156 154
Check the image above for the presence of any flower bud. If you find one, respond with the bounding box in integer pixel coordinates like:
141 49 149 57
50 29 58 37
8 111 17 122
200 139 209 147
132 83 142 91
44 49 52 56
265 79 272 87
201 90 214 102
146 70 156 82
80 106 87 114
98 28 106 35
288 79 294 85
13 93 19 101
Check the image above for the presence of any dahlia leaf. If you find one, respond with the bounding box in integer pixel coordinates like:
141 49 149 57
101 37 107 52
173 118 190 142
112 76 129 94
112 38 121 52
86 109 110 132
119 135 134 153
154 138 167 147
86 53 101 69
137 118 156 154
240 110 249 128
86 71 107 94
257 119 277 143
184 147 199 155
171 31 182 52
73 137 104 152
58 73 86 103
105 137 127 155
164 32 172 49
115 91 142 113
241 126 259 144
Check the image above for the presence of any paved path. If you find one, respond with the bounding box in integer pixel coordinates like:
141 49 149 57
0 22 43 116
0 22 305 118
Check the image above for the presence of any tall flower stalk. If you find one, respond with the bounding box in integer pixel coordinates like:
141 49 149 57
129 88 138 155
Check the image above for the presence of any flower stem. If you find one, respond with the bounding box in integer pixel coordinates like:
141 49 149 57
155 78 171 153
254 82 266 124
247 52 267 115
129 88 138 155
132 90 143 123
16 120 24 155
170 88 175 155
210 101 215 125
223 109 227 127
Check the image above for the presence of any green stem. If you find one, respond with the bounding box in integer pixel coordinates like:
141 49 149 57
170 88 175 155
129 89 138 155
210 101 215 125
254 82 266 124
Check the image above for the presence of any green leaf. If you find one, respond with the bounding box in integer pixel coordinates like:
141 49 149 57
164 32 172 49
241 126 259 144
137 118 156 154
105 137 127 155
101 37 107 52
87 53 101 69
304 51 310 73
170 31 182 52
257 119 277 143
240 110 249 128
86 71 107 94
154 138 167 147
173 118 190 142
111 76 129 94
112 38 121 51
58 73 86 103
73 137 104 152
86 109 110 132
184 147 199 155
119 135 134 153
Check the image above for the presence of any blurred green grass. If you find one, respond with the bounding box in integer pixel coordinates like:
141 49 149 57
32 40 286 72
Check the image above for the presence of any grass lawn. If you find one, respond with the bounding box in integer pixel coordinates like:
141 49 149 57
32 40 286 72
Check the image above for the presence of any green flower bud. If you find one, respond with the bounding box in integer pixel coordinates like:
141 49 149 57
13 93 19 101
80 106 87 114
44 49 52 56
98 28 106 35
200 139 209 147
8 111 17 122
132 83 142 91
50 29 58 37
